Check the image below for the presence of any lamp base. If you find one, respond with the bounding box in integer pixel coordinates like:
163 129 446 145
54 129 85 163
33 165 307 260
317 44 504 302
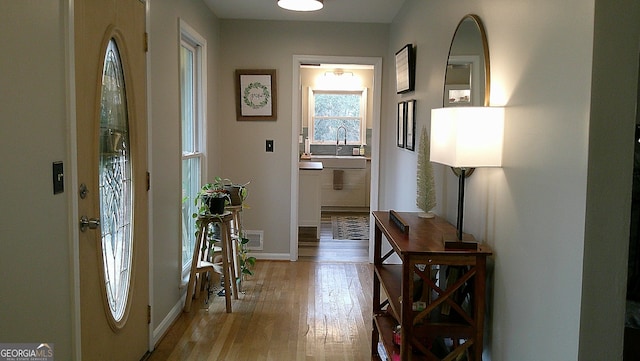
442 233 478 250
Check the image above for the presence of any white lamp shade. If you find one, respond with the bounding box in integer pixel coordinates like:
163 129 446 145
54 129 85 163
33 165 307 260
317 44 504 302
278 0 324 11
430 107 504 168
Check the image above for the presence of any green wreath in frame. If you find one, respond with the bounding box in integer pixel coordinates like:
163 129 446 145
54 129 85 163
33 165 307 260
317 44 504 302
243 82 270 109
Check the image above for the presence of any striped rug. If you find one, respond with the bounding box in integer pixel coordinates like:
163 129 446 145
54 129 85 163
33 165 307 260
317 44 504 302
331 215 369 240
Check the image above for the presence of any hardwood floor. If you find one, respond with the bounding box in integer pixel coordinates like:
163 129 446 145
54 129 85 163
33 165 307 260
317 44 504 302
298 212 370 262
148 212 373 360
147 261 373 361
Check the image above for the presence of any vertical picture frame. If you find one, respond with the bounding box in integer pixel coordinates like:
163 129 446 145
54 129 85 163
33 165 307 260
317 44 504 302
395 44 415 94
235 69 277 121
397 101 406 148
405 100 416 151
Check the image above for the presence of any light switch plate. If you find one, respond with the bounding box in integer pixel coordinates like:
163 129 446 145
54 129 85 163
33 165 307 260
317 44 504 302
266 139 274 152
53 161 64 194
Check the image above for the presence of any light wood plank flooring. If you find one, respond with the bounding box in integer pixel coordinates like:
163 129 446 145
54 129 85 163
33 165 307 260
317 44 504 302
147 261 373 361
298 212 369 262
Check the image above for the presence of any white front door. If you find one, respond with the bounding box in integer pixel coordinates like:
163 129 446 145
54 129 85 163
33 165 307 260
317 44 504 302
75 0 149 359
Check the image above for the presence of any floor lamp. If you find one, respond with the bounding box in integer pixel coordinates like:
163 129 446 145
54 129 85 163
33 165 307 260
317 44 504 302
430 107 504 249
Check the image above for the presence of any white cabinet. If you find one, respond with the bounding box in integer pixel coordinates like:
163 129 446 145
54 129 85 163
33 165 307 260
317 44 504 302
308 156 370 208
298 162 322 238
319 167 367 207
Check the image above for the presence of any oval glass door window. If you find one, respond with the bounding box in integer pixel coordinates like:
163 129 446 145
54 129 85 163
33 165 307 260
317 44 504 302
99 38 133 325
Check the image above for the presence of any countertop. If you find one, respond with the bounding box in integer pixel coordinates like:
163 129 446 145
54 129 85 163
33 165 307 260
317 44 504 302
298 161 323 170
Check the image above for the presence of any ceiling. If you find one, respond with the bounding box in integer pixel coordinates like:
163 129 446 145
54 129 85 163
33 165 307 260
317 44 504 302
202 0 406 24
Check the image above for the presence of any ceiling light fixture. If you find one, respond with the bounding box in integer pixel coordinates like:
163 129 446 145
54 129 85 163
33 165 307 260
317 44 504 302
277 0 324 12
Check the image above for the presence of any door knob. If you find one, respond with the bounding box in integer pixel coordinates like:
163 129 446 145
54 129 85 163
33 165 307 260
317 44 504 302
80 216 100 232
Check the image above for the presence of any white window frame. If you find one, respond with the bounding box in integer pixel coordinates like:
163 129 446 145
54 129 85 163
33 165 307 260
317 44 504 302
180 20 207 278
308 88 367 145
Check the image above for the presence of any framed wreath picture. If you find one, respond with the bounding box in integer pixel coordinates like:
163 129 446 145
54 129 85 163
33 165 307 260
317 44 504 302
235 69 277 121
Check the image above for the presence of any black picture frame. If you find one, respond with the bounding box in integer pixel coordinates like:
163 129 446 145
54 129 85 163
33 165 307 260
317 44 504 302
405 100 416 151
395 44 415 94
397 101 406 148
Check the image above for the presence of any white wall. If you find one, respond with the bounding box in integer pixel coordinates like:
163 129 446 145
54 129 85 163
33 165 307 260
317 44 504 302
0 0 74 359
580 0 640 359
217 20 389 256
148 0 220 344
390 0 639 360
4 0 638 359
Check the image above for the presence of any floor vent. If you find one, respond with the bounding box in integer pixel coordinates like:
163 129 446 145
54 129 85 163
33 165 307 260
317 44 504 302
242 230 263 250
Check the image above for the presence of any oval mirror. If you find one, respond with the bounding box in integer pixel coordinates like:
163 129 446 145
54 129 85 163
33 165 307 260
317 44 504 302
444 14 490 107
443 14 490 176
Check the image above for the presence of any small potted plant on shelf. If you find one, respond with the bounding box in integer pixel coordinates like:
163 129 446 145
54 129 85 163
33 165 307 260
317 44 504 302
194 176 230 216
223 179 250 207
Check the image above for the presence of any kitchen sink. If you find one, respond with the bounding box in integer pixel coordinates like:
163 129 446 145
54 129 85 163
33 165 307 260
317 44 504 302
310 155 367 169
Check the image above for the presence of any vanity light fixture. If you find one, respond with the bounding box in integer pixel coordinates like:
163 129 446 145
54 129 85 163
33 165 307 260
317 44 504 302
430 106 504 248
277 0 323 12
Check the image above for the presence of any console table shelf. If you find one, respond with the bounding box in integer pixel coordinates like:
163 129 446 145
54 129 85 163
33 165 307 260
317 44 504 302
371 211 493 361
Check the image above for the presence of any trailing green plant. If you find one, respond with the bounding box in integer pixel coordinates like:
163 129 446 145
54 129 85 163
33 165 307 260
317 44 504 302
237 235 257 285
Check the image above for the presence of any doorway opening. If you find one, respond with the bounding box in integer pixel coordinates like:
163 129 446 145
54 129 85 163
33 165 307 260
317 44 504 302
290 55 382 263
624 54 640 360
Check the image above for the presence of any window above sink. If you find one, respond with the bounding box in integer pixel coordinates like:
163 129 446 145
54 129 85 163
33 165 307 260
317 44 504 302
308 89 367 146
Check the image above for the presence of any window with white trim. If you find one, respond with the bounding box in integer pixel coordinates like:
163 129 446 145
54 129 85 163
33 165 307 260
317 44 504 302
309 89 367 145
180 22 206 275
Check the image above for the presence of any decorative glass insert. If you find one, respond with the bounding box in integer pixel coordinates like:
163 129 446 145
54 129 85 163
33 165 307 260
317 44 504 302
99 39 133 324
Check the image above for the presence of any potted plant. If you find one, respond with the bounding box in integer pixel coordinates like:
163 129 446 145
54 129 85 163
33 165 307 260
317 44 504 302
223 179 250 206
193 176 230 216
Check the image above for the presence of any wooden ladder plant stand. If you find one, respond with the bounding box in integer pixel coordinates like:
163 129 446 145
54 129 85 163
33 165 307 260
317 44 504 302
184 212 238 313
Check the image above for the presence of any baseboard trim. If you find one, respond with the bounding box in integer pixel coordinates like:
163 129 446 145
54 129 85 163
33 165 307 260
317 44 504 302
250 252 290 261
152 295 185 348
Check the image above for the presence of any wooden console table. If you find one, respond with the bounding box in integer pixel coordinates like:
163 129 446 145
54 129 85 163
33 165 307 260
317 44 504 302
371 211 493 360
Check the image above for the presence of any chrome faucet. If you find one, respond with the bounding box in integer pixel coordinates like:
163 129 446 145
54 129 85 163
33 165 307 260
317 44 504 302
336 126 347 156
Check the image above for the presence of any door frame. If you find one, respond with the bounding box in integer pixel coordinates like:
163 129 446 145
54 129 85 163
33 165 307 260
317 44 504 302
289 55 382 262
66 1 82 358
66 1 153 358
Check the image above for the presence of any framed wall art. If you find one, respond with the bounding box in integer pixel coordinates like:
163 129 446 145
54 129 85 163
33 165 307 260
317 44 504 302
395 44 415 94
405 100 416 151
235 69 277 121
397 101 406 148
